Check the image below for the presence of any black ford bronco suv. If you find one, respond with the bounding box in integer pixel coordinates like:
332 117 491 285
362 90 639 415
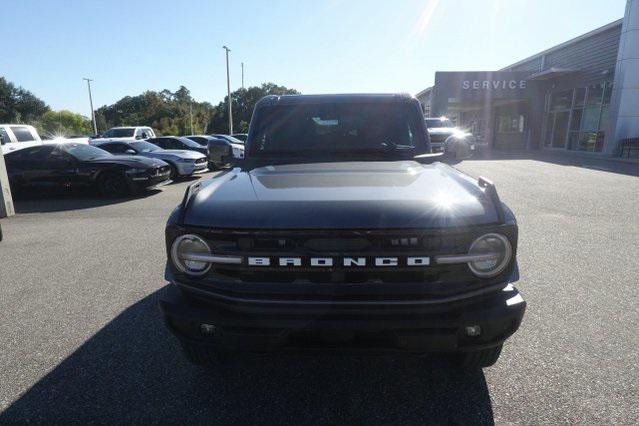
159 94 525 369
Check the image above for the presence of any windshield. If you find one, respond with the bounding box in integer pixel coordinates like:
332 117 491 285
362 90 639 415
130 141 161 152
250 103 421 157
223 135 244 144
177 137 203 148
425 118 454 128
61 144 112 161
105 128 135 137
231 134 248 142
214 134 245 144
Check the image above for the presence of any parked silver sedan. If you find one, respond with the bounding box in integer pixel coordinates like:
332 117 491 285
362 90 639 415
94 141 207 179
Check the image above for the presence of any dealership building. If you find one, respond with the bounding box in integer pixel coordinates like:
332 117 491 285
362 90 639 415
416 0 639 156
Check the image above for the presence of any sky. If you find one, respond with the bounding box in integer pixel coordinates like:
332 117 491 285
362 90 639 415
0 0 626 115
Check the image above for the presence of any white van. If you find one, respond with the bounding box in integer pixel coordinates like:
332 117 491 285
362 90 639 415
0 125 43 155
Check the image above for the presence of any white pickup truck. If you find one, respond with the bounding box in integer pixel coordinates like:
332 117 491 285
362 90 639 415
0 124 89 155
89 126 156 145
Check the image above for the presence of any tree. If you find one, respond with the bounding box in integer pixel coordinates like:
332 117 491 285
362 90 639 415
206 83 300 133
36 110 93 137
0 77 49 123
94 86 216 136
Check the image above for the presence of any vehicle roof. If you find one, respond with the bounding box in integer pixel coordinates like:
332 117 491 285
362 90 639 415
0 124 36 127
185 135 215 139
150 136 194 141
254 93 415 108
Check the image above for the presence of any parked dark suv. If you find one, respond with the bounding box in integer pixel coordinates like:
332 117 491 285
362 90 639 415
159 94 525 369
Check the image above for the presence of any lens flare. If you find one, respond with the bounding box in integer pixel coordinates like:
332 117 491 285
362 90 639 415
413 0 441 36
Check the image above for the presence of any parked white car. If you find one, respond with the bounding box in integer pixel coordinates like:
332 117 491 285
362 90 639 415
0 124 88 155
90 126 156 145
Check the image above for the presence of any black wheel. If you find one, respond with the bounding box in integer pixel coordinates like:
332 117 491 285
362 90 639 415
98 173 129 197
180 341 235 366
452 345 503 370
167 163 179 180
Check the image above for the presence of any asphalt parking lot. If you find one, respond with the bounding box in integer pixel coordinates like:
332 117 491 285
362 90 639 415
0 157 638 424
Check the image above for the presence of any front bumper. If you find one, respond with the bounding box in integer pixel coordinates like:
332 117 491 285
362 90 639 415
159 282 526 353
176 162 208 176
128 173 171 190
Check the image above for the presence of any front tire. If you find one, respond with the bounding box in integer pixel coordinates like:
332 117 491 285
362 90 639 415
452 345 503 370
167 163 180 180
98 173 130 198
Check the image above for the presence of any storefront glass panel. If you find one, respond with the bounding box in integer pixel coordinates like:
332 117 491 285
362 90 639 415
586 83 604 106
574 88 586 107
544 81 612 153
552 111 570 148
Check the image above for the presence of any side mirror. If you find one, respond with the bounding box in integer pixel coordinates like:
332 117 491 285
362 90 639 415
0 135 5 145
125 149 136 155
228 157 244 168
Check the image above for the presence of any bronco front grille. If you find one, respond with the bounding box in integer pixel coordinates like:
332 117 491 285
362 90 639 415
192 230 476 286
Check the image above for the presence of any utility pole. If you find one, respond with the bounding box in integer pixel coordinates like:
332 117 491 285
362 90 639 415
83 78 97 135
223 45 233 134
241 62 245 89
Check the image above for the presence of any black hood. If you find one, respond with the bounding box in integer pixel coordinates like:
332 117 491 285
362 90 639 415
183 161 500 229
87 155 165 168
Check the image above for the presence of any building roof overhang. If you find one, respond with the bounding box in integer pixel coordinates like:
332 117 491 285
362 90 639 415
527 67 579 80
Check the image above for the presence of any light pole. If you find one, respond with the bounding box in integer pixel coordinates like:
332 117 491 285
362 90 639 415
241 62 245 89
83 78 97 135
223 46 233 134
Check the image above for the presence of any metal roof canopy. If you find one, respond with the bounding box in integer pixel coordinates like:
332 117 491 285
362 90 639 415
526 67 579 80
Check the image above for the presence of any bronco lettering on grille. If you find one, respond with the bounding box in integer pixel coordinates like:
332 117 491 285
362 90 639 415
246 256 430 267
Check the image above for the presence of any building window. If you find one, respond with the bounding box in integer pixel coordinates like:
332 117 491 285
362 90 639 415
544 82 612 152
497 113 525 133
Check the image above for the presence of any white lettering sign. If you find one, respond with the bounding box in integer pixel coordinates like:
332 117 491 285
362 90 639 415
310 257 333 267
279 257 302 266
407 257 430 266
248 257 270 266
462 80 527 90
375 257 398 266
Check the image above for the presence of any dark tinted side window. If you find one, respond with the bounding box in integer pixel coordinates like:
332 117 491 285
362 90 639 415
10 126 36 142
160 138 178 149
188 137 207 145
148 138 167 149
101 143 130 154
0 128 10 144
47 148 76 166
8 145 55 165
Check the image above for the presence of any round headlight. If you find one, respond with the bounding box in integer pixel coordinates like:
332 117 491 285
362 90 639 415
467 233 512 278
171 234 211 275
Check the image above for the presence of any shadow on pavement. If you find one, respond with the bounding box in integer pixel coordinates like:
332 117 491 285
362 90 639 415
465 149 639 177
1 287 494 424
12 189 163 214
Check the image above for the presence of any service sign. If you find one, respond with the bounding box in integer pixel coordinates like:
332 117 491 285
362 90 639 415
431 71 536 114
